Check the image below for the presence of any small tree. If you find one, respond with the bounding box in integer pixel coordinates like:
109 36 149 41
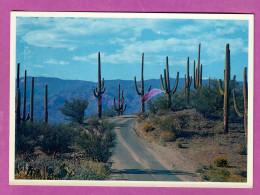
60 98 89 124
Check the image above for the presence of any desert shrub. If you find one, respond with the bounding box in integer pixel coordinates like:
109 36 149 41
213 156 228 167
102 106 117 117
170 89 188 111
234 169 247 178
208 168 231 182
235 144 247 155
176 140 183 148
161 131 176 142
15 157 110 180
190 84 223 119
60 98 89 124
160 117 175 132
196 168 204 173
143 124 154 132
85 115 100 129
147 100 157 114
76 120 116 163
202 174 210 181
69 160 110 180
15 122 48 159
40 123 74 156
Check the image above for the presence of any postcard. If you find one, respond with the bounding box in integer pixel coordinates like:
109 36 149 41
9 12 254 188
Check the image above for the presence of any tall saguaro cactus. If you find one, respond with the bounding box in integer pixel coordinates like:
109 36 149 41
218 44 231 133
233 67 248 140
193 44 203 90
16 63 20 90
93 52 106 119
134 53 151 113
114 84 126 116
21 70 27 121
30 77 34 122
15 88 21 125
15 63 21 125
184 57 192 104
160 56 179 108
44 84 48 123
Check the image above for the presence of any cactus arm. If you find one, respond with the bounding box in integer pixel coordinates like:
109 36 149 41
101 87 106 94
184 74 187 87
160 74 166 93
148 85 151 92
93 89 98 98
101 78 105 89
163 69 168 92
139 85 142 91
171 72 179 94
134 76 141 95
218 79 224 95
193 60 196 89
113 98 119 111
122 105 127 112
232 90 243 117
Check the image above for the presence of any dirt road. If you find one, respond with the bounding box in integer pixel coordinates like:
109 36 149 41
109 115 184 181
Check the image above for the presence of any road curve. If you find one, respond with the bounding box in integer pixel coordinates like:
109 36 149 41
109 115 181 181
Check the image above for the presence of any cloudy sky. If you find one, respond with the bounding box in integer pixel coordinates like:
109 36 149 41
16 16 249 82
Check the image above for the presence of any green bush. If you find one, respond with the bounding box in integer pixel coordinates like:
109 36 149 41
190 83 223 119
40 124 74 156
60 98 89 124
102 106 117 117
213 156 228 167
76 120 116 163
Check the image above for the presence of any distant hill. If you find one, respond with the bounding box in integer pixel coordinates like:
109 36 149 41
17 76 212 124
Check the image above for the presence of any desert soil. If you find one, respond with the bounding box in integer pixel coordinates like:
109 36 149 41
134 109 247 181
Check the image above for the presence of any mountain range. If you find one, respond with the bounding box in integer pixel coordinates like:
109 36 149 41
17 76 211 123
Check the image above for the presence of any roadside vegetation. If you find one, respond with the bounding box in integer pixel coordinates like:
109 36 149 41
15 98 116 180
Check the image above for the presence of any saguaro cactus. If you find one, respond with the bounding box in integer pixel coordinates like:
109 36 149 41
44 84 48 123
184 57 192 104
30 77 34 122
232 67 248 140
15 88 21 125
15 63 21 125
160 56 179 108
134 53 151 112
218 44 231 133
93 52 106 118
16 63 20 90
193 44 203 90
114 84 126 116
21 70 27 121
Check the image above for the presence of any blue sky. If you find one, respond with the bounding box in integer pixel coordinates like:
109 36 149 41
16 17 248 82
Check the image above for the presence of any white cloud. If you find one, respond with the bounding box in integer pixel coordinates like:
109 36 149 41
44 59 69 65
32 64 44 68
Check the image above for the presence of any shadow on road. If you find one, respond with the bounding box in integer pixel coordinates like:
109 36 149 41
111 168 197 177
